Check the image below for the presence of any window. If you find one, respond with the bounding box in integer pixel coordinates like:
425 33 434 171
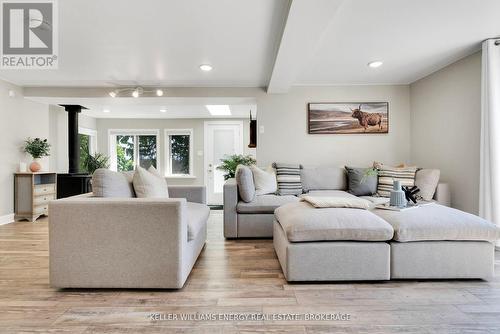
79 127 97 173
109 130 159 172
165 129 193 177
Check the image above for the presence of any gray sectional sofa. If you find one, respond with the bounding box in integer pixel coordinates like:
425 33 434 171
49 184 209 289
224 166 499 281
224 166 450 238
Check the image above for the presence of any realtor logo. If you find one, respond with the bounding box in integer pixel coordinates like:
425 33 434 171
1 0 58 69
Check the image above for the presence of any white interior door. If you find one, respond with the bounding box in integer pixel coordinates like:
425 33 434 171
205 121 243 205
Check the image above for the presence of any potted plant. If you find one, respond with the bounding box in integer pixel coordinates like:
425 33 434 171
23 138 51 172
83 152 110 175
217 154 256 180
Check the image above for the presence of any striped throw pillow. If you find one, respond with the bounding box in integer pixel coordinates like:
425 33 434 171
272 163 303 196
376 165 417 197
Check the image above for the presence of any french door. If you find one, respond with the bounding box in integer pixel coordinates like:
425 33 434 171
204 121 243 205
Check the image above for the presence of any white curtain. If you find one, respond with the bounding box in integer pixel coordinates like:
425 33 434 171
479 39 500 247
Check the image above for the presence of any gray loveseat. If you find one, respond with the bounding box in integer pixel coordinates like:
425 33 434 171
224 166 450 238
49 185 209 289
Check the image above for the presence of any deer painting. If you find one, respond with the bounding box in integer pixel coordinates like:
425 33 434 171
351 104 383 131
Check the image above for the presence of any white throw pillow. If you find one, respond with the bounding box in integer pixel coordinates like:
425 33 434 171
250 165 277 195
132 166 169 198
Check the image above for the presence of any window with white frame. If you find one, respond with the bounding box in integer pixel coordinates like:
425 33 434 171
165 129 193 177
108 130 159 172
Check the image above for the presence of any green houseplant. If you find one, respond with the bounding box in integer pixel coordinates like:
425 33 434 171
23 138 51 172
217 154 257 180
83 153 110 175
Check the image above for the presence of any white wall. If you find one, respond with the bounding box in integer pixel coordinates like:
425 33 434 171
96 118 253 185
48 105 97 173
0 79 49 219
410 52 481 214
257 85 411 167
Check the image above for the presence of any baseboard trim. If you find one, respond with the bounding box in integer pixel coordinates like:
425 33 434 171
0 213 14 225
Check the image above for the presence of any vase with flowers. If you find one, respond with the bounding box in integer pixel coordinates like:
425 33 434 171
23 138 51 172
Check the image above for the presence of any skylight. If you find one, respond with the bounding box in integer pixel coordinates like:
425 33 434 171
206 105 231 116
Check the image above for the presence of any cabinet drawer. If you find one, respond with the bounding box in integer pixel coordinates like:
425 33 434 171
34 194 56 205
34 204 49 215
34 184 56 196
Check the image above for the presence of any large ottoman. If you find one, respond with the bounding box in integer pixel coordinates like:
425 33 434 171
274 202 394 281
373 204 500 279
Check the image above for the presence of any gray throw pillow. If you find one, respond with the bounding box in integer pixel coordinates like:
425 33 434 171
235 165 255 203
345 167 377 196
92 168 135 198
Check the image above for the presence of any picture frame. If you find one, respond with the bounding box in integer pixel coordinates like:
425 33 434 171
308 102 389 134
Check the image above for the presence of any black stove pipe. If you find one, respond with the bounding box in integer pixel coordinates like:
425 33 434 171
59 104 87 174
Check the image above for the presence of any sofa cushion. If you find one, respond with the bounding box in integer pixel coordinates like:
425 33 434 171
415 169 440 201
250 165 277 195
133 166 169 198
187 202 210 241
373 203 500 242
273 162 303 196
237 194 299 214
92 169 135 198
235 165 255 203
301 166 346 191
375 163 417 197
345 166 378 196
301 190 355 198
275 202 394 242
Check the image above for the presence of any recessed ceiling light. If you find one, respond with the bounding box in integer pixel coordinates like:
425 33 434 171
108 91 117 98
160 109 167 113
368 61 383 68
156 89 164 97
199 64 213 72
132 89 140 98
103 109 110 113
206 105 231 116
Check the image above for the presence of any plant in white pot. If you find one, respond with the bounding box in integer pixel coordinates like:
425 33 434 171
23 138 51 172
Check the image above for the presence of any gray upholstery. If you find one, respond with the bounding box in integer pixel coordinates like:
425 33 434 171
373 203 500 242
49 188 209 289
223 179 452 240
391 241 494 279
238 214 275 237
168 185 207 204
274 221 390 281
187 202 210 241
236 194 299 214
223 179 238 238
345 166 378 196
301 166 346 191
235 165 255 203
92 169 135 198
275 202 393 242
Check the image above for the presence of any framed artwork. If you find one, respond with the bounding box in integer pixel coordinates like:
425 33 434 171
308 102 389 134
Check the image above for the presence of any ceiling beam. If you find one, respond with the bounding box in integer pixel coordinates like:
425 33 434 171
267 0 344 94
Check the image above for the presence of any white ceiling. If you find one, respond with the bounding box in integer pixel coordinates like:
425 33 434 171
0 0 289 87
25 96 257 119
1 0 500 91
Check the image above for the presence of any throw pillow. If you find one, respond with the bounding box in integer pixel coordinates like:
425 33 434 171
415 169 440 201
345 167 378 196
132 166 169 198
235 165 255 203
272 162 303 196
92 168 135 198
375 162 417 197
250 165 277 195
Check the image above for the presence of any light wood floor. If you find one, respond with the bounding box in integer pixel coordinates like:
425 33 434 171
1 211 500 333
